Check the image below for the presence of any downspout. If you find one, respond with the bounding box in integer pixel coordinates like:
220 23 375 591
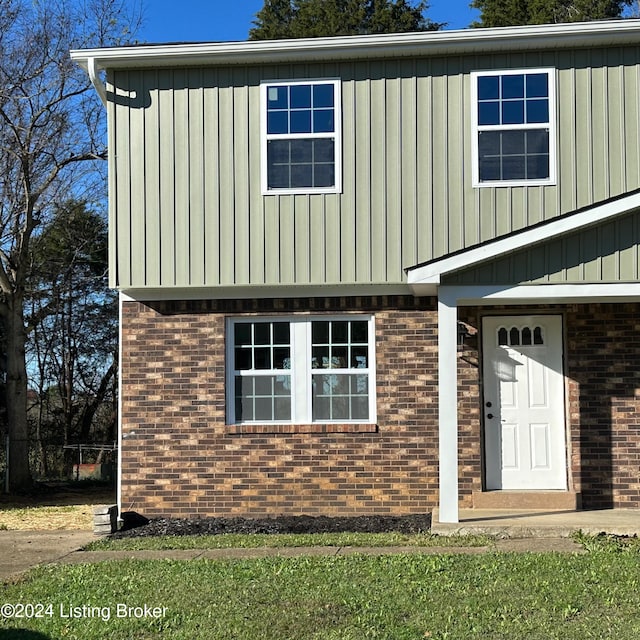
117 292 124 527
87 57 107 107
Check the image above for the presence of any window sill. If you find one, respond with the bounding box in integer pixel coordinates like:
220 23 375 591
225 423 378 435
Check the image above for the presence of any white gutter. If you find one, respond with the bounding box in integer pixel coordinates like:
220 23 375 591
70 19 640 70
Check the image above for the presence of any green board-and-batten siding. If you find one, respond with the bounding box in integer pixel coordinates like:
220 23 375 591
109 45 640 290
442 208 640 285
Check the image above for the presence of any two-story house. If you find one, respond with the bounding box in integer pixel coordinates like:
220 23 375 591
72 19 640 525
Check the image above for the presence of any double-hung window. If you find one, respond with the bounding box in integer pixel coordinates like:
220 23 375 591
228 317 375 424
471 69 556 186
261 79 341 194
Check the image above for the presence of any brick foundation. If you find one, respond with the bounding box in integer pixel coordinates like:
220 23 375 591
120 297 640 518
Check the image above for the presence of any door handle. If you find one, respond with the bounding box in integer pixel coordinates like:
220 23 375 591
487 413 494 419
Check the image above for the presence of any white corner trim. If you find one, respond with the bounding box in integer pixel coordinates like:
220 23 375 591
407 191 640 285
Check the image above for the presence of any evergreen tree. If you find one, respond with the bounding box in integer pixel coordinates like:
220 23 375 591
250 0 443 40
471 0 631 27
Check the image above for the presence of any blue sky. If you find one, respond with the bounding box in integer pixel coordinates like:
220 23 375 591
137 0 480 44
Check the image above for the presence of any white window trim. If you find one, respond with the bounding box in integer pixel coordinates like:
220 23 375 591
471 68 556 188
260 78 342 195
226 316 376 424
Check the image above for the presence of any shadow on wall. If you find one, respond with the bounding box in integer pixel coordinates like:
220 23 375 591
569 303 640 510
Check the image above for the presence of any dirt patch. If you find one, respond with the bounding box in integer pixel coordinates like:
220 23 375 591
0 482 116 530
113 513 432 538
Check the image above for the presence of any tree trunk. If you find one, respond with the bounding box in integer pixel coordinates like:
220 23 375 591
5 295 32 490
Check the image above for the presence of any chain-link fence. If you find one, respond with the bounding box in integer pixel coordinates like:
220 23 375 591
0 436 117 489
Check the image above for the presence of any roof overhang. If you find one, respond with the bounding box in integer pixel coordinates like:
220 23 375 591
71 19 640 71
406 190 640 296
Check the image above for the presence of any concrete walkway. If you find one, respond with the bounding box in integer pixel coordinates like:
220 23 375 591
0 530 95 581
432 508 640 537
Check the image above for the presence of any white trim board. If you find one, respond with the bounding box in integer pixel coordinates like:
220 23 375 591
440 283 640 305
407 191 640 289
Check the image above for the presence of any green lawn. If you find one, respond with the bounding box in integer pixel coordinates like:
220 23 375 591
2 545 640 639
86 531 493 550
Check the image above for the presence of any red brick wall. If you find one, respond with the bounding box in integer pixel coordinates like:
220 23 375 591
120 298 640 518
565 303 640 509
120 296 456 518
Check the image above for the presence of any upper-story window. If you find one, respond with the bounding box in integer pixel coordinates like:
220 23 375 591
261 79 341 194
471 69 556 187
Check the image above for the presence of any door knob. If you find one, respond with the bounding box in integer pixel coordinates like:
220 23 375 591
487 413 494 419
485 401 492 408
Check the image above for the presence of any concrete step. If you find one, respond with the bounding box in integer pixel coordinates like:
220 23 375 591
472 490 579 511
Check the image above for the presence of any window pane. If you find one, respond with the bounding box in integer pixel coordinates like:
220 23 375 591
314 164 335 188
313 346 329 369
526 73 548 98
526 155 549 179
526 99 548 124
502 100 524 125
502 130 525 155
478 131 500 156
351 321 368 343
351 346 368 368
254 376 272 395
313 83 334 108
234 323 251 346
267 111 288 135
313 139 335 162
313 109 334 133
332 345 348 368
478 75 499 100
479 158 501 181
254 397 273 421
290 109 312 133
254 323 270 345
526 130 549 153
274 397 291 420
290 84 311 108
312 321 329 344
254 347 271 370
502 156 526 180
273 322 290 344
267 85 288 109
291 164 313 187
502 74 524 99
478 101 500 126
273 347 291 370
268 140 290 163
332 321 348 343
235 348 252 371
269 164 290 189
352 397 369 420
290 139 313 163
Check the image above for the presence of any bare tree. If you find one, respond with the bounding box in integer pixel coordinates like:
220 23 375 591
0 0 139 490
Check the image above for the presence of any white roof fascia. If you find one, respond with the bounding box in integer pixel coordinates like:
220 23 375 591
407 190 640 286
70 19 640 70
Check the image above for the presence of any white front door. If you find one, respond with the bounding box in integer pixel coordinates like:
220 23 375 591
482 315 567 490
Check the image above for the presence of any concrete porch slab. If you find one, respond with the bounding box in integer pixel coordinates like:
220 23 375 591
431 508 640 538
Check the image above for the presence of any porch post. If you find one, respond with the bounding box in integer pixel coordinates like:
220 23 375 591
437 287 459 523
